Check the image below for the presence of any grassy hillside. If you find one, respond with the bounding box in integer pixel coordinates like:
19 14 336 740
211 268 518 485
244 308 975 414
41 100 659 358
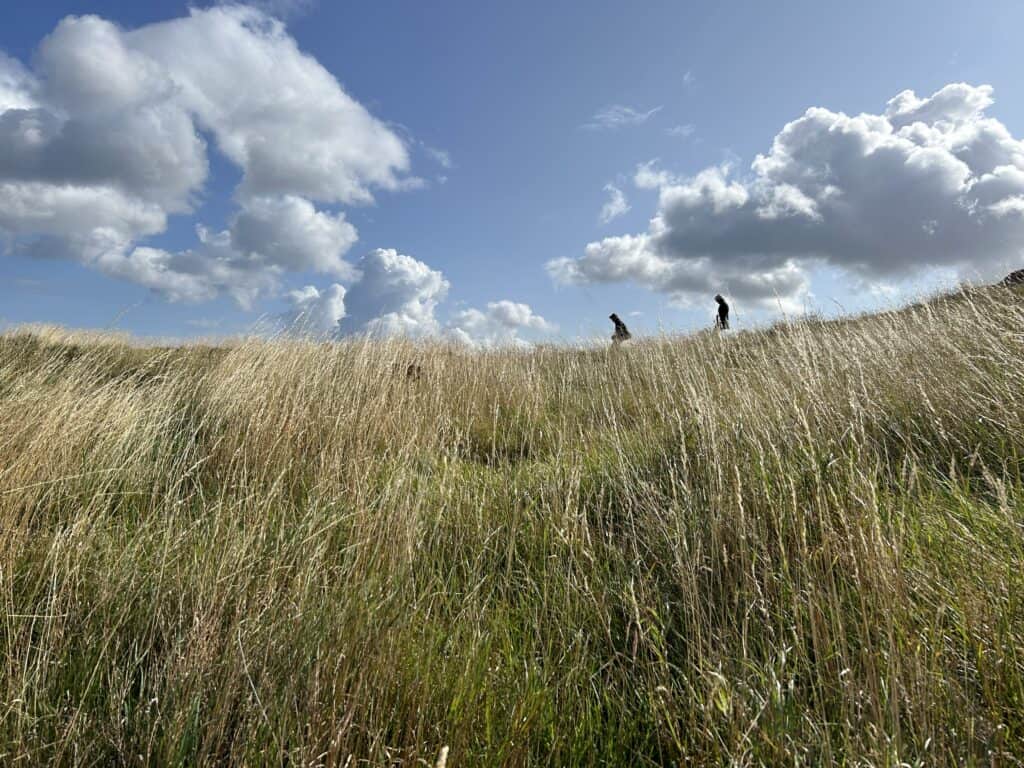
1 287 1023 766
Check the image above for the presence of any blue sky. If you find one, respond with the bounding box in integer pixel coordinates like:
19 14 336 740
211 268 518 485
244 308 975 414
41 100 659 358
2 0 1023 342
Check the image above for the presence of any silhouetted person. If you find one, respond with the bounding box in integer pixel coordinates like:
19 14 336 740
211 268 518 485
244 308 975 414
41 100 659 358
609 313 631 344
714 295 730 330
1002 268 1024 287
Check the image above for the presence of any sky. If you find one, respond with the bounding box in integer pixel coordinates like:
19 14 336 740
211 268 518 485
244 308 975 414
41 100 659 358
1 0 1023 344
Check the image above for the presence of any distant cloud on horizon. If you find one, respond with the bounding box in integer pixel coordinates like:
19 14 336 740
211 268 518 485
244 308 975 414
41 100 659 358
282 248 555 346
448 300 556 348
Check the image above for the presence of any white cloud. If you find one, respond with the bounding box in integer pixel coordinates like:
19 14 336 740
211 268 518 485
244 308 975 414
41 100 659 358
338 248 449 337
683 70 696 87
885 83 993 129
633 160 677 190
423 145 453 169
666 124 695 139
599 183 630 224
1 19 208 214
0 7 414 304
447 300 555 348
583 104 662 131
216 0 315 20
128 7 410 205
551 83 1024 310
81 193 358 310
100 226 281 308
0 182 166 244
280 249 553 346
284 283 347 335
230 195 358 277
0 53 37 112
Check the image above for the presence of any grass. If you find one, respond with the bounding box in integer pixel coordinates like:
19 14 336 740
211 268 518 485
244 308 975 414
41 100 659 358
1 286 1022 765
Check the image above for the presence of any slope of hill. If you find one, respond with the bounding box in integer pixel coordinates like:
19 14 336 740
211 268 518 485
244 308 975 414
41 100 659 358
1 286 1022 765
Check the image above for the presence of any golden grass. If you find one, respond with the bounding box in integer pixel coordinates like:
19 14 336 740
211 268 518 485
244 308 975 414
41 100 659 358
1 286 1023 765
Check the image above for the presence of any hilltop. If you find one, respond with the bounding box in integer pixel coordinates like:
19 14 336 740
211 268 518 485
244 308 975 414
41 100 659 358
1 286 1022 765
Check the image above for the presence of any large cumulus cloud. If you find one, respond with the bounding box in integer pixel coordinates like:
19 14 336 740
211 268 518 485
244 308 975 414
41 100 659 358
281 248 447 338
447 300 556 348
549 83 1024 309
340 248 450 337
284 283 347 335
283 249 554 346
0 6 412 302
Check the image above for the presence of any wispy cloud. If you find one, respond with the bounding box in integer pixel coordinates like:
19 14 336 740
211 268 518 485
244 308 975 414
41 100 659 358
214 0 315 19
423 145 452 169
583 104 663 131
599 184 630 225
683 70 696 87
666 123 696 139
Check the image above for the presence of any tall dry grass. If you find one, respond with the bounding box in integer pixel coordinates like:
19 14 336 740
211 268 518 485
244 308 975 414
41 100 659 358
1 287 1022 765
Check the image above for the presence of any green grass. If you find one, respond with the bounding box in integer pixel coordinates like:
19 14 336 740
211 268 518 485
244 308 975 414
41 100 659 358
1 288 1023 765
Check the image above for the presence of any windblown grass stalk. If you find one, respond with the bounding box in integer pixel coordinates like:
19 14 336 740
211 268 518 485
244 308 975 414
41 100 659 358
1 287 1022 765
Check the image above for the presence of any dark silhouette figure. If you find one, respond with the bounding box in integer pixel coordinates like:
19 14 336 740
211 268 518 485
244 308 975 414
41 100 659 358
609 313 632 344
1002 268 1024 287
714 295 730 330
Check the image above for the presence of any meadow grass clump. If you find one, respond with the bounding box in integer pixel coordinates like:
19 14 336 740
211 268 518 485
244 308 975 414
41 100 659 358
1 287 1023 765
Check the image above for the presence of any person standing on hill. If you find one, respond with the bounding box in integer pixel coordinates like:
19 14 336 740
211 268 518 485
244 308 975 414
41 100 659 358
715 294 730 330
609 313 632 344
